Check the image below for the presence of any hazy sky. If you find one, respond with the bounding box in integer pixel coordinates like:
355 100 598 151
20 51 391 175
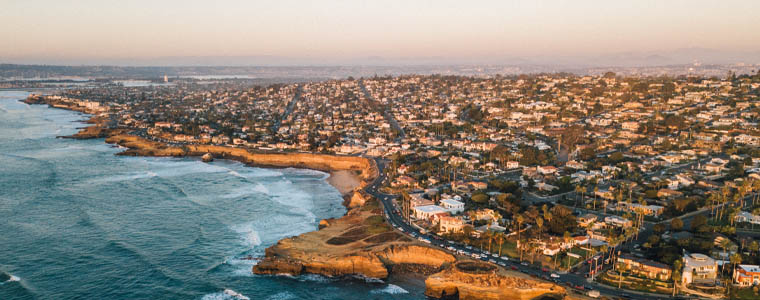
2 0 759 65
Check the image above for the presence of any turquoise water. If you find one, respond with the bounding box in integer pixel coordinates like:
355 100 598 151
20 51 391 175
0 91 423 299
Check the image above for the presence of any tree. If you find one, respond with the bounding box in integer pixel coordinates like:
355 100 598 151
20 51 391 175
653 223 666 234
672 259 683 297
691 215 707 232
471 193 490 204
516 214 525 261
547 205 577 235
730 253 742 276
671 218 684 231
750 240 760 257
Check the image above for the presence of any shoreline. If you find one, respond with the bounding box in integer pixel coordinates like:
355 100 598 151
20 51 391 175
22 95 574 300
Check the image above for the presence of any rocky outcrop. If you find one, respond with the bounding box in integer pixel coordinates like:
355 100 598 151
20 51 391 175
253 200 455 279
342 190 367 208
104 133 378 184
425 261 567 300
201 153 214 162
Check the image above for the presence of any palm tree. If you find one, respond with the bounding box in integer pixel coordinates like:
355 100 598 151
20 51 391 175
730 253 742 276
516 214 525 261
593 186 599 210
719 239 731 273
672 259 683 297
497 233 504 257
486 230 495 253
580 186 587 207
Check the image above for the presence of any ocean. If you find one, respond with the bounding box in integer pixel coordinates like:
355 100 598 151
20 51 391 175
0 91 425 300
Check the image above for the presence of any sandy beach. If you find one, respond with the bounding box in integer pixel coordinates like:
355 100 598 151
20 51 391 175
326 170 362 195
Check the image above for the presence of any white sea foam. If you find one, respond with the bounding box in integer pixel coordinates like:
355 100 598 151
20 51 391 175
201 289 250 300
371 284 409 294
226 258 258 277
9 275 19 282
230 223 261 248
351 274 385 283
228 170 245 178
252 183 269 195
296 273 335 283
265 291 297 300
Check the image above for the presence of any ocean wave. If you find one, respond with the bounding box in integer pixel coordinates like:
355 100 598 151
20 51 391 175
0 273 20 285
283 168 329 178
220 183 269 199
201 289 250 300
296 273 335 283
230 223 261 248
265 291 297 300
350 274 385 283
228 170 245 178
370 284 409 294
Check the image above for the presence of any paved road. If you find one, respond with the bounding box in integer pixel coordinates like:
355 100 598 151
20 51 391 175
271 85 301 133
358 81 405 141
362 158 675 300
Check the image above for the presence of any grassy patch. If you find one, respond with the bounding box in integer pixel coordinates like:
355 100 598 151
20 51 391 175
364 215 385 226
365 223 391 234
733 287 760 299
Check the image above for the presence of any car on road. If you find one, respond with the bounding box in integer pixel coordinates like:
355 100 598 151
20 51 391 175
510 266 518 271
550 273 559 278
521 262 529 266
500 256 509 260
541 268 549 272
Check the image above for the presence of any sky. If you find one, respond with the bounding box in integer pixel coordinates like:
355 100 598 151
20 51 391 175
1 0 759 66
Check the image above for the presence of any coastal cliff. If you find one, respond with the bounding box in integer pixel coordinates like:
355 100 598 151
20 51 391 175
253 197 456 279
104 133 379 184
425 261 568 300
25 94 572 300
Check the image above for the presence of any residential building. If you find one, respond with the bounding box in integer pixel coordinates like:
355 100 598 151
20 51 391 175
682 253 718 285
734 265 760 287
617 254 672 281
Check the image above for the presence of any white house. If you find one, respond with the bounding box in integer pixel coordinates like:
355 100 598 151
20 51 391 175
413 205 448 220
682 253 718 285
440 198 465 214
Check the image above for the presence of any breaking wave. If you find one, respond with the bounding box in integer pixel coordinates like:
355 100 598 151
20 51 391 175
371 284 409 294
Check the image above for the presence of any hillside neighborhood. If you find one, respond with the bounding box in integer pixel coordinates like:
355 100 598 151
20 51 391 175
27 70 760 299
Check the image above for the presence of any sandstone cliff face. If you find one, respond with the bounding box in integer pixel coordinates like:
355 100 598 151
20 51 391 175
252 200 455 279
425 261 566 300
102 134 379 183
343 190 367 208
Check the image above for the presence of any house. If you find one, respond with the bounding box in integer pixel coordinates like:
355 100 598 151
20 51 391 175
565 160 585 170
617 254 672 281
473 209 498 222
734 265 760 287
413 205 448 220
616 202 665 216
573 235 590 246
505 161 520 169
735 211 760 225
537 165 559 175
440 198 465 214
543 245 561 256
604 216 633 227
682 253 718 285
621 121 640 131
578 214 598 227
393 175 417 187
439 216 466 234
657 188 683 199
